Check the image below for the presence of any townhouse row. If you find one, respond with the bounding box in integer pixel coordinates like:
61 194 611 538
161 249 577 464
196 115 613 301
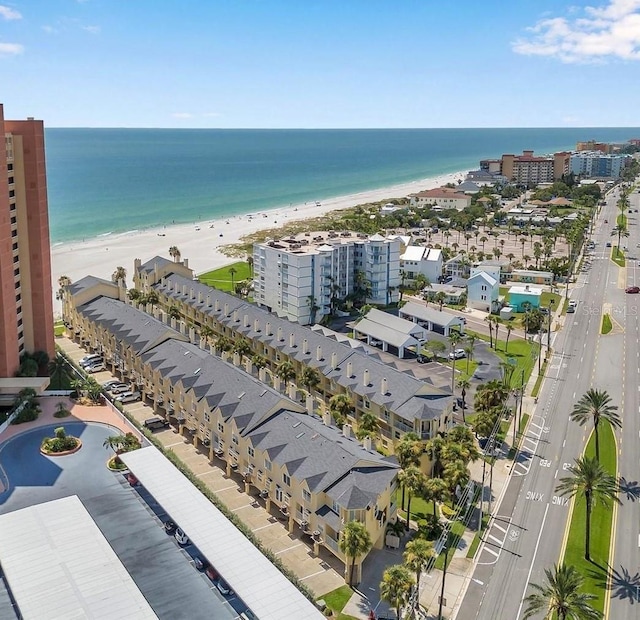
63 277 399 583
129 256 454 452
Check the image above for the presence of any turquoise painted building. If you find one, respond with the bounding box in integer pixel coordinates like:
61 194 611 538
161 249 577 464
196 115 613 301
508 284 542 312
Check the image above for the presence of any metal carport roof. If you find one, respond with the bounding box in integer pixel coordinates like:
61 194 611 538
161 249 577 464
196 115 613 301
120 446 324 620
0 495 157 620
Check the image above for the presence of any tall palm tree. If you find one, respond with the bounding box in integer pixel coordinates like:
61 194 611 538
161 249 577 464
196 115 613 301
395 432 423 508
339 521 372 587
229 266 237 291
504 324 513 354
48 355 67 390
523 563 602 619
404 538 435 595
169 246 181 262
200 325 215 345
250 353 268 370
443 459 469 502
399 465 426 529
425 435 447 478
448 330 463 392
570 389 621 462
474 379 509 412
421 476 449 517
215 335 233 353
167 305 181 320
485 315 495 348
457 378 470 424
556 456 620 561
232 337 252 358
611 223 629 249
380 564 414 620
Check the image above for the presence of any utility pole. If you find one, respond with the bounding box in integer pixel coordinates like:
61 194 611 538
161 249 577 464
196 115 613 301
438 544 450 620
479 457 487 531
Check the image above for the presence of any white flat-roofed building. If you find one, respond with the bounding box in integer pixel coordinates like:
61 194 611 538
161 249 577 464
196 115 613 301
400 246 443 282
0 496 157 620
253 232 401 324
570 151 630 179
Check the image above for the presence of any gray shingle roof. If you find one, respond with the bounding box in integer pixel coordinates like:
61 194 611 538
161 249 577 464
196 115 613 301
153 271 452 422
68 275 115 296
139 256 174 274
78 296 186 355
245 409 398 503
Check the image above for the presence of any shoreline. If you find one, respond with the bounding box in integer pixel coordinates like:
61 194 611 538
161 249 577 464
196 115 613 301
50 168 468 316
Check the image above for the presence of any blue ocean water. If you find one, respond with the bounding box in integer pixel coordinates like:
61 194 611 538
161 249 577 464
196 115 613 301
45 128 640 243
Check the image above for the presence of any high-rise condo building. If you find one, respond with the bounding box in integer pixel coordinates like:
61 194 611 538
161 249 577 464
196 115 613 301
0 104 54 378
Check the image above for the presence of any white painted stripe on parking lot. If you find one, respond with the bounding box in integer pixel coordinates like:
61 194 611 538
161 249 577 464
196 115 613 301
483 547 499 558
251 523 278 533
274 543 304 555
165 441 185 448
488 534 503 545
230 503 254 512
215 484 238 492
492 523 508 534
300 569 328 581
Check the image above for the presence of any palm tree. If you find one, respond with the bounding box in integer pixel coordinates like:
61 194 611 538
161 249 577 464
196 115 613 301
435 291 447 311
474 379 509 412
328 393 352 428
457 378 470 424
570 389 621 462
611 223 629 248
232 337 252 358
306 295 320 324
443 458 469 501
200 325 215 345
169 246 181 262
275 360 296 383
422 476 449 517
399 465 426 529
167 305 181 320
111 266 127 284
425 435 447 478
448 330 463 392
485 315 495 348
380 564 414 620
339 521 372 587
556 456 620 561
356 411 379 440
48 355 67 390
299 366 320 394
251 353 268 370
395 432 423 508
523 563 602 619
504 323 513 354
215 335 233 353
404 538 435 595
480 235 488 251
229 266 237 291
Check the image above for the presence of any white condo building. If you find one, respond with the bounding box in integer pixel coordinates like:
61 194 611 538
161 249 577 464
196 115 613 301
253 232 401 325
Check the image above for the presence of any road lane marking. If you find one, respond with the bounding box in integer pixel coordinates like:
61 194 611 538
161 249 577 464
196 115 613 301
516 504 550 619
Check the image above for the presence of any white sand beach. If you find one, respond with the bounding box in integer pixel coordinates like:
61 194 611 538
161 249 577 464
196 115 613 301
50 169 467 316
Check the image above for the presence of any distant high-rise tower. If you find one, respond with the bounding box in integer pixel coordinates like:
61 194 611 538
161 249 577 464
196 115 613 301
0 104 54 377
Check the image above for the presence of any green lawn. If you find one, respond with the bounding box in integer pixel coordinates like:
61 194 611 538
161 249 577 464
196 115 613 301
54 320 66 337
198 261 252 291
322 585 357 620
466 515 490 559
394 488 439 521
468 329 537 388
617 213 627 227
611 246 625 267
601 314 612 335
561 424 617 615
434 520 466 570
531 360 547 398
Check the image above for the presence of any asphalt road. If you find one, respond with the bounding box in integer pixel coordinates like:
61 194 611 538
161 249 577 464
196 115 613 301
456 185 635 620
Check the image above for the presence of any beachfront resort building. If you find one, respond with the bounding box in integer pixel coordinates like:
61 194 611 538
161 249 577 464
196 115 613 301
480 150 571 185
0 104 54 380
569 152 630 179
407 187 472 210
61 279 399 583
252 232 401 325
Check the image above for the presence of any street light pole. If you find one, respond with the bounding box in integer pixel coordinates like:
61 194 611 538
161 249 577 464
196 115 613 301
438 544 450 620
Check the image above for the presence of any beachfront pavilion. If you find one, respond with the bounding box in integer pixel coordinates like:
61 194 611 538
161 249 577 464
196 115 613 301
398 301 466 336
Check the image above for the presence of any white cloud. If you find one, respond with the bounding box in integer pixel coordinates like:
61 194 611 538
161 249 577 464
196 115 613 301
0 5 22 20
172 112 194 119
81 25 100 34
512 0 640 63
0 42 23 56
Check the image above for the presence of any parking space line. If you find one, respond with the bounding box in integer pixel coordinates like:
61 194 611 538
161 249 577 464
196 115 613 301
251 523 278 533
274 543 304 555
230 503 255 512
488 534 503 545
165 441 185 448
214 484 238 492
300 569 329 581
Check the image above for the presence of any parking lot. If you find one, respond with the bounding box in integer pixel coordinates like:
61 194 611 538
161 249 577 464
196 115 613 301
57 336 345 599
0 423 236 619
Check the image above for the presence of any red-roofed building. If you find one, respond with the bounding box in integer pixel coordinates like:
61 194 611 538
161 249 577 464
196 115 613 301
408 187 472 210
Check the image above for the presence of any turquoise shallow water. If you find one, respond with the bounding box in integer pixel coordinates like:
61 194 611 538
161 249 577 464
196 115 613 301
45 127 639 243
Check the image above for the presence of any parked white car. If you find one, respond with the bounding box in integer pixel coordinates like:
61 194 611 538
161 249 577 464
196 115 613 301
85 363 105 373
449 349 466 360
115 391 141 404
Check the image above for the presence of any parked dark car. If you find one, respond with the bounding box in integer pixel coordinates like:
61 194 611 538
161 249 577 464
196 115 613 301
144 416 169 430
164 520 177 534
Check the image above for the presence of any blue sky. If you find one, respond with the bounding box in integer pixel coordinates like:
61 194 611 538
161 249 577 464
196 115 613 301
1 0 639 128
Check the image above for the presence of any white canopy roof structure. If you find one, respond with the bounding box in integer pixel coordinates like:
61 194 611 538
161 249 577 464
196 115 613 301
120 447 324 620
0 495 157 620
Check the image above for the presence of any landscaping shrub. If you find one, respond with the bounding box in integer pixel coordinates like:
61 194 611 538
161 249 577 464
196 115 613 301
42 428 79 453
